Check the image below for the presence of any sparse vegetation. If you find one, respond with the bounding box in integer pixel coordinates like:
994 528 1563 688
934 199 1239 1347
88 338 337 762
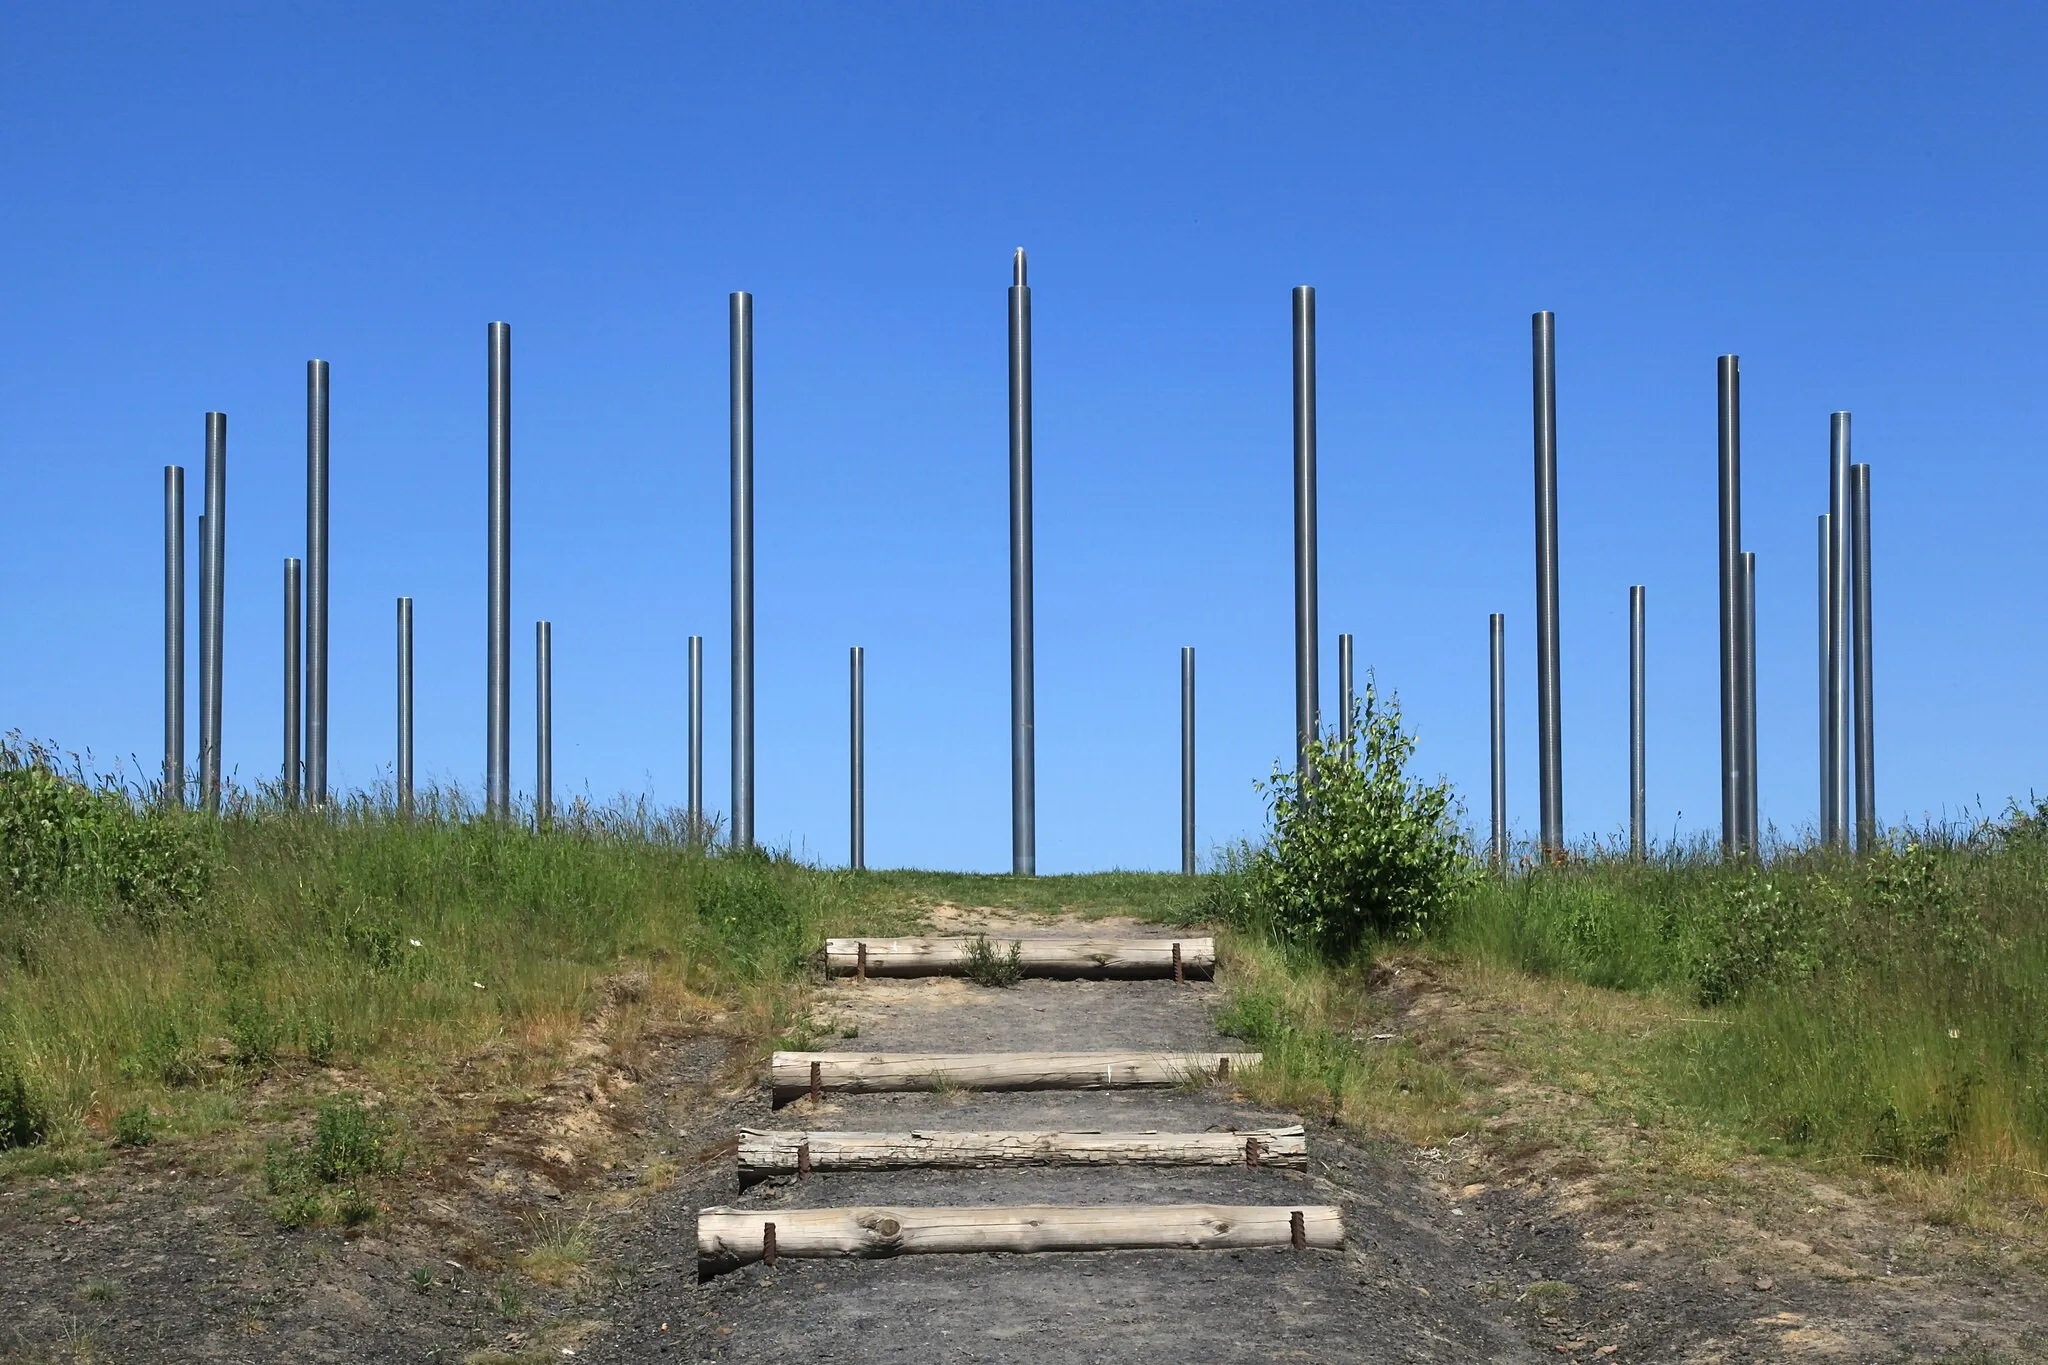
963 933 1024 987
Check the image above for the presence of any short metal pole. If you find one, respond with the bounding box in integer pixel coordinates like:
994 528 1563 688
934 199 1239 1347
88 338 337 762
730 292 755 850
1742 550 1759 854
849 645 864 870
201 412 227 814
1532 311 1563 858
1629 586 1645 860
1489 613 1506 871
163 466 185 807
688 634 704 841
1180 646 1195 876
1009 250 1036 874
306 359 331 806
1851 463 1876 850
536 621 552 828
284 559 302 806
1827 413 1852 846
1818 513 1831 843
397 597 414 819
1337 632 1354 760
1292 285 1319 786
487 322 512 819
1716 355 1744 858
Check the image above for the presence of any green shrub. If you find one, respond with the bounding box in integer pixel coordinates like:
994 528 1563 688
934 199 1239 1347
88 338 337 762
123 1018 202 1087
225 996 281 1069
262 1097 399 1227
0 1059 50 1150
111 1105 156 1148
310 1096 399 1181
963 934 1024 987
1211 681 1473 961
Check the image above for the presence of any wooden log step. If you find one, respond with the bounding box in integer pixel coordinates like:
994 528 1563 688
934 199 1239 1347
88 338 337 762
697 1203 1343 1276
770 1050 1259 1105
825 935 1216 979
736 1125 1307 1182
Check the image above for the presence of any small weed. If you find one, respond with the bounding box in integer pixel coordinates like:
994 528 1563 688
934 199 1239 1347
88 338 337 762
225 995 281 1069
110 1105 156 1148
963 934 1024 988
494 1280 527 1320
262 1097 399 1227
123 1018 202 1087
299 1012 337 1065
0 1059 51 1150
1518 1279 1580 1315
838 1023 860 1039
75 1277 119 1302
516 1213 594 1286
410 1267 435 1294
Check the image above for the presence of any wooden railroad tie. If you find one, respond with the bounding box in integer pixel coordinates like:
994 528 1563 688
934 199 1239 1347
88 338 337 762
823 936 1217 981
735 1126 1307 1183
770 1050 1259 1106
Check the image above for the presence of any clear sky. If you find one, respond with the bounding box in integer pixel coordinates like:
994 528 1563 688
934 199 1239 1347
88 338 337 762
2 4 2043 870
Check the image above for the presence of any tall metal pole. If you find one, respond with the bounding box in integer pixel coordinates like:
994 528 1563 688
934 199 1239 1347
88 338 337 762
1818 513 1831 842
1851 463 1875 850
163 466 185 807
397 597 414 819
201 412 226 814
306 359 330 806
1337 632 1354 759
1827 413 1852 846
1009 250 1036 874
1629 586 1645 860
1716 355 1745 857
850 646 865 871
1292 285 1319 785
1180 646 1196 876
487 322 512 818
688 634 704 841
197 510 209 798
1742 550 1759 854
536 621 552 828
1532 311 1563 858
730 292 755 851
1489 613 1507 871
284 559 302 806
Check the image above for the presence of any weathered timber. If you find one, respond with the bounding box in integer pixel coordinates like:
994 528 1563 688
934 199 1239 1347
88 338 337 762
736 1126 1306 1183
823 935 1216 979
696 1203 1343 1276
770 1050 1259 1105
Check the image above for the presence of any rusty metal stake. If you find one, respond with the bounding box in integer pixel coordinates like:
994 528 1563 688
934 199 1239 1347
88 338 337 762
1290 1210 1305 1251
762 1222 777 1268
1172 942 1183 984
796 1141 811 1180
1245 1136 1260 1169
809 1060 822 1103
856 941 867 982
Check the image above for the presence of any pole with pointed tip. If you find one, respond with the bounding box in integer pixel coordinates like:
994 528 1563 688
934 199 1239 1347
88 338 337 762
1009 249 1035 875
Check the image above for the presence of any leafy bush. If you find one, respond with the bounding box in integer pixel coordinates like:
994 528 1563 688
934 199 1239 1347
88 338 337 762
963 934 1024 987
264 1096 400 1227
0 1059 50 1150
111 1105 157 1148
123 1018 202 1087
1210 681 1472 961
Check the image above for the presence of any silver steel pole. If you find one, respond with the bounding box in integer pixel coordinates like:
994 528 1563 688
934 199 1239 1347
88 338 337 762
397 597 414 819
1009 250 1036 874
1180 646 1196 876
1292 285 1319 785
1742 550 1759 854
284 559 302 806
164 466 185 806
688 634 704 841
487 322 512 818
1489 613 1506 871
201 412 226 814
1716 355 1744 857
1337 632 1354 760
1629 585 1645 860
197 509 209 800
1851 463 1875 850
536 621 552 828
850 646 864 871
730 293 755 850
1827 413 1852 846
306 359 330 806
1818 513 1830 842
1532 311 1563 858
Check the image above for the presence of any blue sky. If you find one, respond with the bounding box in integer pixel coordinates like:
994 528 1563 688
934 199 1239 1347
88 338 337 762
2 4 2043 870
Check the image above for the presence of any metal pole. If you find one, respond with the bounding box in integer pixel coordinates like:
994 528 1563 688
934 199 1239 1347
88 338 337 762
397 597 413 819
1742 550 1759 854
164 466 185 806
284 559 301 805
1818 513 1831 842
536 621 552 829
1180 646 1195 876
197 509 209 799
688 634 704 841
1851 462 1875 850
306 359 330 805
1292 285 1319 785
1337 633 1354 760
487 322 512 818
850 645 864 871
730 292 755 850
1716 355 1744 857
1009 250 1036 874
201 412 226 814
1629 586 1645 860
1532 311 1563 858
1489 613 1506 871
1827 413 1852 846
